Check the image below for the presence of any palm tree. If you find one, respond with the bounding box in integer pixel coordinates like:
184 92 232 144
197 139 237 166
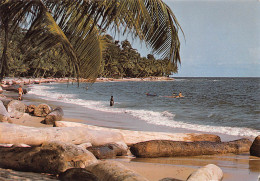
0 0 182 81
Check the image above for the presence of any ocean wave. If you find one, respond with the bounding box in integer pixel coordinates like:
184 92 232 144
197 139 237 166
28 84 259 138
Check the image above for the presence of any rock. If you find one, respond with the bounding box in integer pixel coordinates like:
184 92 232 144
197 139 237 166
159 178 183 181
58 168 99 181
187 164 223 181
26 104 36 114
250 135 260 157
43 107 64 125
87 142 128 159
0 168 58 180
4 100 26 118
55 121 221 145
0 123 125 146
0 101 12 123
86 160 149 181
34 104 52 117
130 139 252 158
0 141 98 174
78 143 93 149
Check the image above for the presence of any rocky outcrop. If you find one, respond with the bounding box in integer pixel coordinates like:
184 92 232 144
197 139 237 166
86 160 149 181
54 121 221 145
187 164 223 181
130 139 252 158
58 168 99 181
250 135 260 157
0 123 125 146
0 141 98 174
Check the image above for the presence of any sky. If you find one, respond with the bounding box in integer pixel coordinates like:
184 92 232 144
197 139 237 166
130 0 260 77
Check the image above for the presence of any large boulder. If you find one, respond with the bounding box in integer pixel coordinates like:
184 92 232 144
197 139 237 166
43 107 64 125
250 135 260 157
86 160 148 181
34 104 52 117
130 139 252 158
0 141 98 174
187 164 223 181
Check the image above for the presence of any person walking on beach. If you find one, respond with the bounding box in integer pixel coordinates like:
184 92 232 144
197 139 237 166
110 96 114 106
18 85 24 100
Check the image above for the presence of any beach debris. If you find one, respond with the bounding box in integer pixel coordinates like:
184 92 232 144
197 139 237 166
187 164 223 181
58 168 98 181
43 107 64 125
85 160 149 181
0 101 12 123
130 139 252 158
34 104 52 117
0 86 3 94
0 141 98 175
26 104 37 114
54 121 221 145
159 178 182 181
250 135 260 157
2 100 26 119
0 123 125 146
86 142 128 159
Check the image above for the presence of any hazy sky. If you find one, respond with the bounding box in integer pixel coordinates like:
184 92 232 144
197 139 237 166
131 0 260 77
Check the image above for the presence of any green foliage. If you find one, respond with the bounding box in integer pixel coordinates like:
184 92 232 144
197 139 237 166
0 0 182 80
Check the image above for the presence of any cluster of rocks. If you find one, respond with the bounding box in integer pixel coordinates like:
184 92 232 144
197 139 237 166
0 119 258 180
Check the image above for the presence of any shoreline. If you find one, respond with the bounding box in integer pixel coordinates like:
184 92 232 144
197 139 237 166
1 78 259 180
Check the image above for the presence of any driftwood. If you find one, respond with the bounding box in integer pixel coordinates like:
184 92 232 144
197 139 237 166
43 107 64 125
86 160 149 181
26 104 36 114
34 104 52 117
250 135 260 157
2 100 26 119
187 164 223 181
0 101 12 123
0 123 125 146
0 141 97 174
130 139 252 158
54 121 221 145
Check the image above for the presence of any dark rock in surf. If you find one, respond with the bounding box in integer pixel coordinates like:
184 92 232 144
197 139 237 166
130 138 252 158
250 135 260 157
58 168 99 181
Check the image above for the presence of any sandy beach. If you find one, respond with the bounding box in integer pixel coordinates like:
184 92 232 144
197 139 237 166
7 113 260 181
0 78 259 181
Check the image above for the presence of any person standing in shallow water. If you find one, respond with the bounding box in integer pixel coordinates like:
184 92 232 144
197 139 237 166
18 85 24 100
110 96 114 106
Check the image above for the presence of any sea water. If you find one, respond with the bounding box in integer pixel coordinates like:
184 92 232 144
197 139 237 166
28 77 260 138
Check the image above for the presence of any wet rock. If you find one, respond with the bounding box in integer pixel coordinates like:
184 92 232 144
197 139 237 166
86 160 149 181
130 139 252 158
58 168 99 181
187 164 223 181
250 135 260 157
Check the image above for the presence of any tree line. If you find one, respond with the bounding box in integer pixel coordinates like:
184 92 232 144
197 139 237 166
0 29 178 78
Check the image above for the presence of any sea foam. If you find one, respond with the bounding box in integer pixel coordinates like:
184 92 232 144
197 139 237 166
28 84 260 138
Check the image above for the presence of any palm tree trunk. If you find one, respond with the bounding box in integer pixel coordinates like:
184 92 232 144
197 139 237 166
0 22 9 81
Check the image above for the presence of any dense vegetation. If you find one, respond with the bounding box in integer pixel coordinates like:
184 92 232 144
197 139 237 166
0 1 181 80
0 30 177 78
